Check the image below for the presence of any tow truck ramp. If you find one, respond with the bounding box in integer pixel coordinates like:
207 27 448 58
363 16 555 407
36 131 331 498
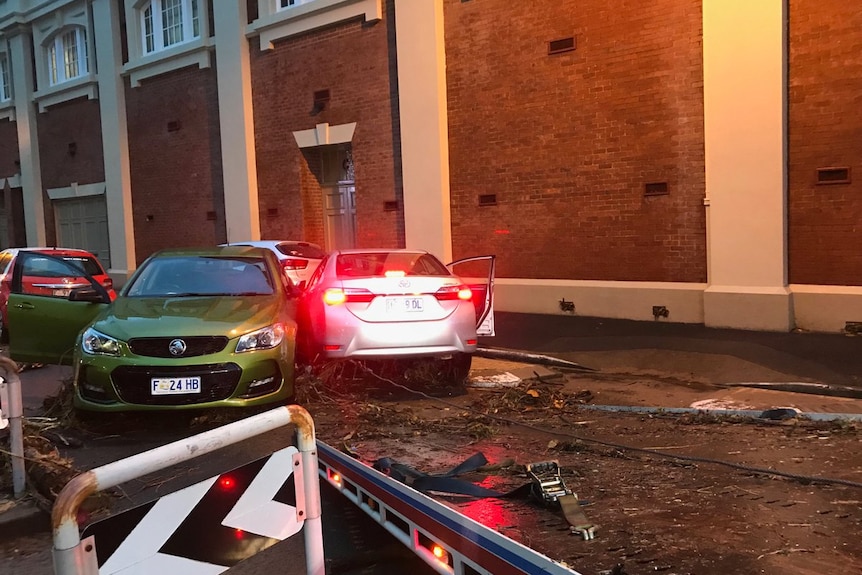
317 441 582 575
51 406 581 575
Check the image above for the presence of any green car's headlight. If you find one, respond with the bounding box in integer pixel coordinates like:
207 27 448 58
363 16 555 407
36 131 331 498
82 327 121 356
236 324 285 353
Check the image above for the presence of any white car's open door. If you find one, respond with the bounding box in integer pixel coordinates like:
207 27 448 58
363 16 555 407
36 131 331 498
447 255 495 337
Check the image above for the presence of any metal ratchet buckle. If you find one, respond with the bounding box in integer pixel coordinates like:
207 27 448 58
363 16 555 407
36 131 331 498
526 460 572 505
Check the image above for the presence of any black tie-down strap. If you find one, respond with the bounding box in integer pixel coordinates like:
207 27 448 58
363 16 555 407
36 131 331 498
372 453 597 540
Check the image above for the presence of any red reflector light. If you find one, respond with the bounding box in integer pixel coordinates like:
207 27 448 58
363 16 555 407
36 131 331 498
219 476 236 490
466 339 477 345
324 344 341 351
282 258 308 270
435 285 472 301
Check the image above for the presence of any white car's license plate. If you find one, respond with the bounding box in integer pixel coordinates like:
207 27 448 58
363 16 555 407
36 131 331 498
386 297 424 313
151 377 202 395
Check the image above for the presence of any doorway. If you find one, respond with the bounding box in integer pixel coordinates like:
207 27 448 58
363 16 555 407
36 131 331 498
320 145 356 250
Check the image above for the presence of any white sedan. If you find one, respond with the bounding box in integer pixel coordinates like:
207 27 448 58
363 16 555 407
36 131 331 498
296 249 495 383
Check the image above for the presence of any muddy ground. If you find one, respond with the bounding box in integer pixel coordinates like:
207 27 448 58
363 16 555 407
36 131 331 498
299 356 862 575
2 353 861 575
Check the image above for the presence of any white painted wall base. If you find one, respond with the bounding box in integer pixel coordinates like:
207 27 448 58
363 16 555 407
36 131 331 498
491 280 862 334
491 279 707 324
791 285 862 333
703 286 792 331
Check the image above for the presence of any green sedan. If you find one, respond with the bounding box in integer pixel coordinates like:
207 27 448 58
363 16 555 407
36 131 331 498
6 246 299 412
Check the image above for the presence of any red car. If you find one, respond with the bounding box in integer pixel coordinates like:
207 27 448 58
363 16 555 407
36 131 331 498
0 247 117 342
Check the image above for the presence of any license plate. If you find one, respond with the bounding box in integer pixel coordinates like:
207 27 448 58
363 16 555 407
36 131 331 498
52 288 71 297
386 297 424 313
151 377 202 395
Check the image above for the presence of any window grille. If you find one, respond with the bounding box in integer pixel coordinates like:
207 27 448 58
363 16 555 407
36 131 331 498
47 28 88 86
0 54 9 101
141 0 200 54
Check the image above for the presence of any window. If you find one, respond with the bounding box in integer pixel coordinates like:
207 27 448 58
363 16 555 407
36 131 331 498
47 28 88 86
0 54 10 101
141 0 200 54
279 0 315 10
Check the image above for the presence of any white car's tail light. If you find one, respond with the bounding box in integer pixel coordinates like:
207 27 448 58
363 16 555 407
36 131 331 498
324 287 375 305
434 285 472 301
282 258 308 271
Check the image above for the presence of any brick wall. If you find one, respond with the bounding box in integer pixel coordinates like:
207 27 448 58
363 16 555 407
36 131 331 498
35 98 105 246
250 0 403 249
788 3 862 286
36 98 105 189
0 119 19 178
125 67 225 264
444 0 706 282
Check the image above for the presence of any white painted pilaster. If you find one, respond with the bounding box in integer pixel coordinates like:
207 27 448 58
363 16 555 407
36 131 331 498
8 28 45 247
214 0 260 242
92 0 135 279
394 0 452 262
702 0 791 331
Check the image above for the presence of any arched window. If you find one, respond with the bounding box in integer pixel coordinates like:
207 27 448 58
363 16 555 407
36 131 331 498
47 27 88 86
141 0 200 54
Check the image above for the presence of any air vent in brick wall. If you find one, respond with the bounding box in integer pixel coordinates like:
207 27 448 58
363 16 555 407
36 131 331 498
816 167 850 185
644 182 669 196
478 194 497 206
267 208 279 217
383 200 399 212
206 211 217 221
167 120 181 132
548 37 576 55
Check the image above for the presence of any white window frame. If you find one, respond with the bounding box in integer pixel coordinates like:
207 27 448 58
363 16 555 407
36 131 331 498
0 53 10 102
252 0 382 51
47 27 88 86
278 0 315 10
139 0 201 55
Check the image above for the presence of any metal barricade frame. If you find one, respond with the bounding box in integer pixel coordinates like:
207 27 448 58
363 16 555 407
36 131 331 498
51 405 323 575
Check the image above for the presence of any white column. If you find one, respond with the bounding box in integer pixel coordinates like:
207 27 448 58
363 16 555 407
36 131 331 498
92 0 136 280
702 0 791 331
214 1 260 242
8 28 45 247
394 0 452 262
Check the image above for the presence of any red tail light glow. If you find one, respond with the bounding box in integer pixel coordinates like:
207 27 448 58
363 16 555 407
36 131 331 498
324 288 375 305
435 285 472 301
282 258 308 270
219 476 236 490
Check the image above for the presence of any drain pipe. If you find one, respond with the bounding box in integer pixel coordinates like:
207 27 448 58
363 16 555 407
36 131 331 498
477 346 597 372
0 355 25 497
577 403 862 422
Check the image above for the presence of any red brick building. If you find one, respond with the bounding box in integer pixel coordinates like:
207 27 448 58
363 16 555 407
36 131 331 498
0 0 859 332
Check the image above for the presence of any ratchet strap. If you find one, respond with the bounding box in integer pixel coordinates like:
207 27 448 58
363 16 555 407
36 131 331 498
370 451 597 540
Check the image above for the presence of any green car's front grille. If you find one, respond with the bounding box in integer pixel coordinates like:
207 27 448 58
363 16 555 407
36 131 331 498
128 336 230 358
111 363 241 405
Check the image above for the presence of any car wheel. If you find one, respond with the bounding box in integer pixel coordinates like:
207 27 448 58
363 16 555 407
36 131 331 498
440 353 473 384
